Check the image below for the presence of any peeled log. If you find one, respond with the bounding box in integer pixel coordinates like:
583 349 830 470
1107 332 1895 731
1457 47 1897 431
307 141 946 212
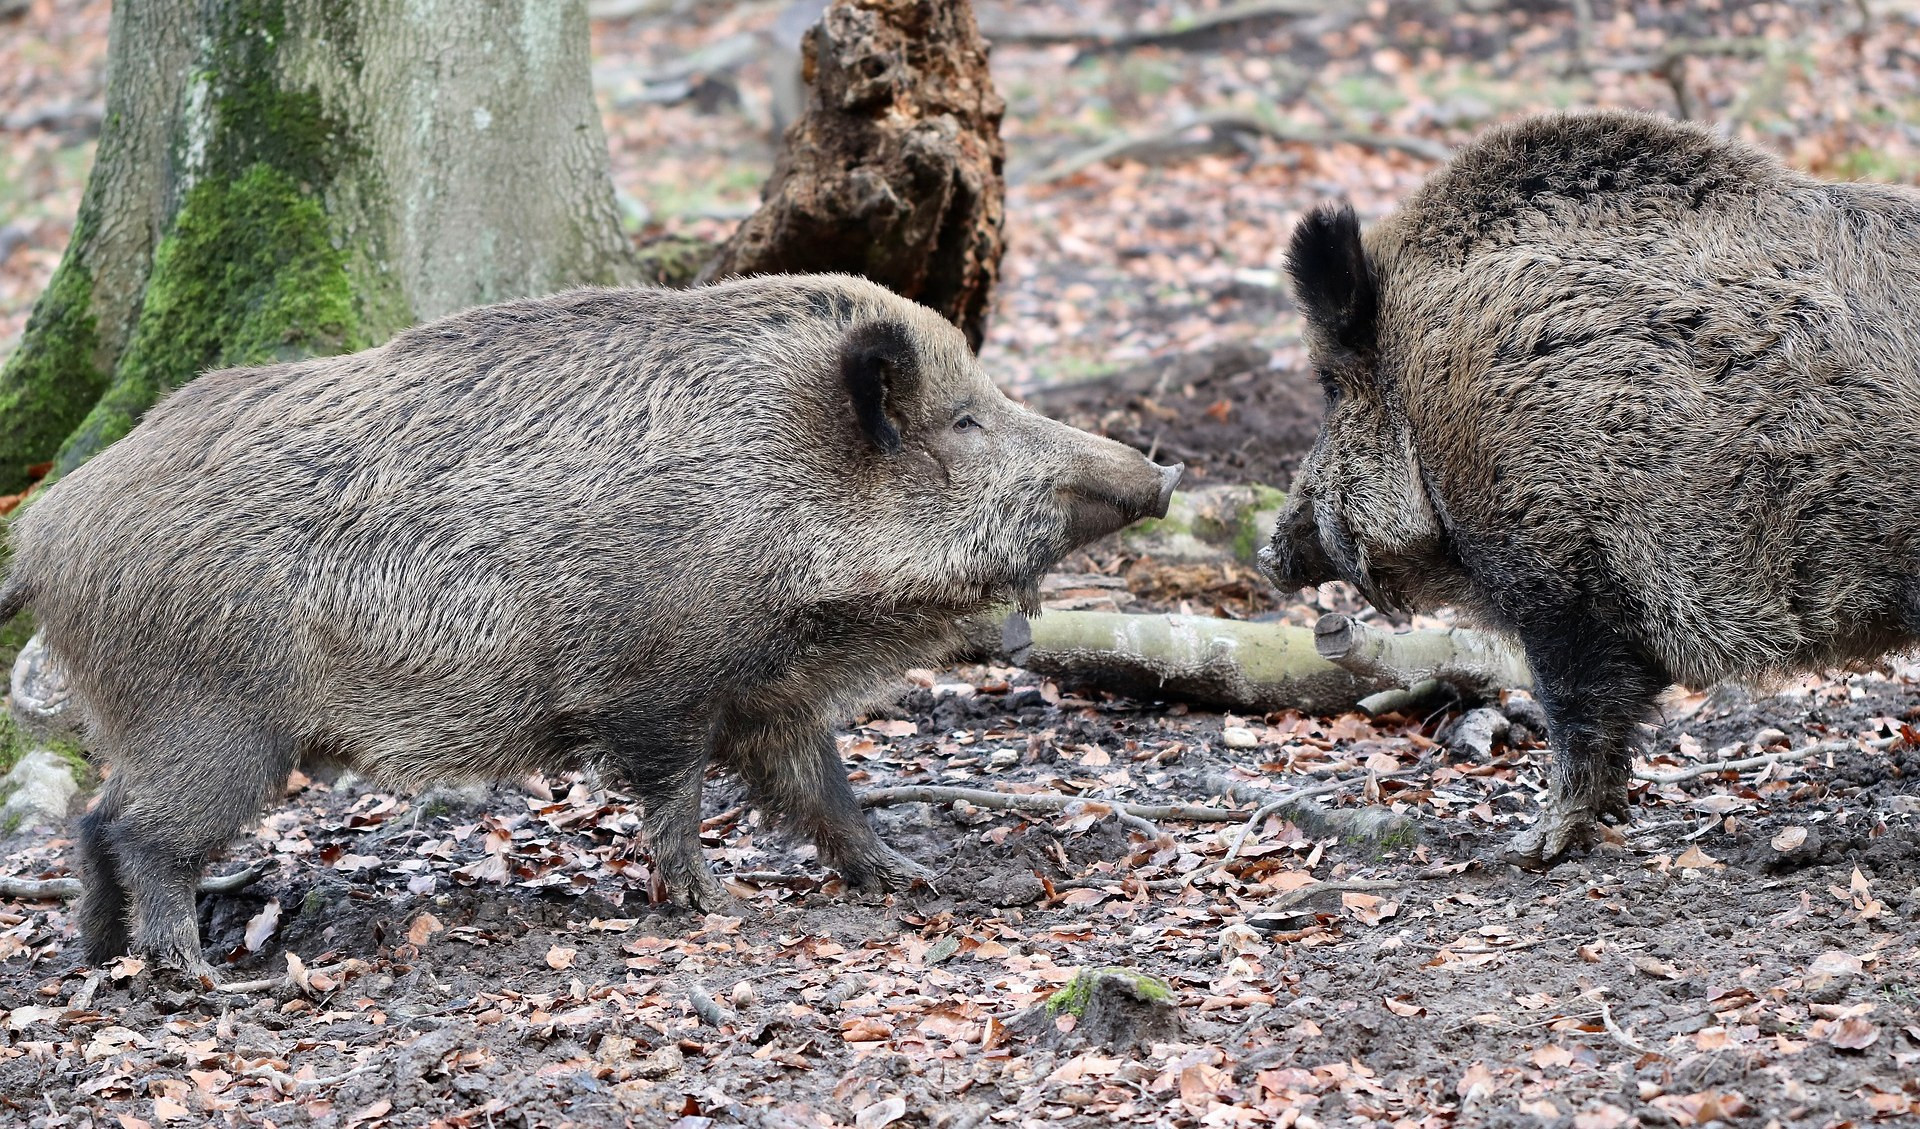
1005 610 1381 714
1005 609 1535 714
1115 483 1287 566
702 0 1006 349
1313 613 1534 696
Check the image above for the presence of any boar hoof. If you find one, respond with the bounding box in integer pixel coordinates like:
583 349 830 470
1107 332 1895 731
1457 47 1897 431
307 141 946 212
840 846 932 894
676 876 744 917
1501 804 1602 871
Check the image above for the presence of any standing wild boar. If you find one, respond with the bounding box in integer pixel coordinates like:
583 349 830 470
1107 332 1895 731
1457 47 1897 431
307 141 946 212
1260 111 1920 866
0 275 1181 977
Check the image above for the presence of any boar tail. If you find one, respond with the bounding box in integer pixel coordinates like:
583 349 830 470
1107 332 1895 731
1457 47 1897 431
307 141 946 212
0 575 27 626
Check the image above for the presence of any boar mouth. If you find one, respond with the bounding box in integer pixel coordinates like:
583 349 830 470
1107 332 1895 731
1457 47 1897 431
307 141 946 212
1060 490 1134 546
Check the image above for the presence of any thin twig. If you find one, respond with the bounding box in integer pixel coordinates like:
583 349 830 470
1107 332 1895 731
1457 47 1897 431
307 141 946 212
684 980 733 1027
0 858 276 902
1598 998 1658 1056
1225 779 1351 863
859 785 1241 823
1026 111 1450 184
1633 738 1892 785
978 1 1333 50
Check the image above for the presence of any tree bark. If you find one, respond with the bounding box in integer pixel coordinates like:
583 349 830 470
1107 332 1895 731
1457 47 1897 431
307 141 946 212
702 0 1006 350
0 0 636 492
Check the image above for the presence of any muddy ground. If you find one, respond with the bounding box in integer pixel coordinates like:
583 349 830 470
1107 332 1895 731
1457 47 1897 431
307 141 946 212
2 651 1917 1128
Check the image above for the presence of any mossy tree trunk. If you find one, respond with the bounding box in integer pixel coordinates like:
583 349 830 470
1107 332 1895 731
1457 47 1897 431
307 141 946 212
0 0 636 493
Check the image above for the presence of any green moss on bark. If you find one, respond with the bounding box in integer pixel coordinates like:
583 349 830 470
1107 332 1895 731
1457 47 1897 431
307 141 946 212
52 0 376 476
55 163 360 473
0 218 106 492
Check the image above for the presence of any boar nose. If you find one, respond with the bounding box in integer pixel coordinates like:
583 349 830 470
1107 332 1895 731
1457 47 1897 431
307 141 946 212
1259 504 1338 591
1152 462 1183 518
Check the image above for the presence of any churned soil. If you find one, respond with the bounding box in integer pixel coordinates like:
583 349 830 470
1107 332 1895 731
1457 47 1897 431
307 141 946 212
2 649 1917 1128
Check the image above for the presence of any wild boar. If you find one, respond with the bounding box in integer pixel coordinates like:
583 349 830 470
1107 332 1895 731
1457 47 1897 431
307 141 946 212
1259 110 1920 866
0 274 1182 977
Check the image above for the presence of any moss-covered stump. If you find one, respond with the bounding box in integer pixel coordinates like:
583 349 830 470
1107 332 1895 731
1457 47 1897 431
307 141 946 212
1012 967 1186 1053
1117 483 1288 567
0 0 635 491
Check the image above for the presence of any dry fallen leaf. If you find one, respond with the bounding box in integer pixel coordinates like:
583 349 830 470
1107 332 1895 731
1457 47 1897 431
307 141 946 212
1383 995 1426 1018
854 1097 907 1129
242 899 281 953
546 945 577 971
1808 950 1865 978
1771 826 1809 852
1828 1018 1881 1050
1674 845 1721 870
1632 954 1682 980
407 912 444 946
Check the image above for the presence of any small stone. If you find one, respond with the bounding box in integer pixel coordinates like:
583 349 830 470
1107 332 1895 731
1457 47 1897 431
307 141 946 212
0 748 80 828
988 748 1020 771
1221 726 1258 749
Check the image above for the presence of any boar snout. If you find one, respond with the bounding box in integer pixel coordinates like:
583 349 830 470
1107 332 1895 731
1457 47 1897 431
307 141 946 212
1060 446 1183 546
1259 499 1338 592
1152 461 1183 518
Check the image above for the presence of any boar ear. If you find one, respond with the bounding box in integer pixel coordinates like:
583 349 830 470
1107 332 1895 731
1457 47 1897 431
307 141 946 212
1286 200 1378 354
840 319 921 455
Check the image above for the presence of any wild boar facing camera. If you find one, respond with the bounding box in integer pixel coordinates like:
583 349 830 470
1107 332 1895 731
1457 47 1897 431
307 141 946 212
1261 111 1920 867
0 274 1182 979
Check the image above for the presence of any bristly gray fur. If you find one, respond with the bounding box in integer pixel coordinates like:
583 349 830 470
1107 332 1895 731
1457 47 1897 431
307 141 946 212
1264 111 1920 867
0 273 1179 976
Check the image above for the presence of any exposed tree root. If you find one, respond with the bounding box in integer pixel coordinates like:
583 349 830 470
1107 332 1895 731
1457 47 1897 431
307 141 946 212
1027 110 1449 184
0 858 275 902
859 784 1240 824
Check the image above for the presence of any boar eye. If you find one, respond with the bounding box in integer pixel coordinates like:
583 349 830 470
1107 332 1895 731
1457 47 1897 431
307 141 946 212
952 414 983 432
1315 370 1344 405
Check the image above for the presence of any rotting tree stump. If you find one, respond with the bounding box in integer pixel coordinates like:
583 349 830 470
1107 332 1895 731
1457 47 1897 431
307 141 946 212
703 0 1006 350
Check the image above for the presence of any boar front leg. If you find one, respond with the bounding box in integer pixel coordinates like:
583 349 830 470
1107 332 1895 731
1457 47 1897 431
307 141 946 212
1504 620 1668 869
722 719 930 893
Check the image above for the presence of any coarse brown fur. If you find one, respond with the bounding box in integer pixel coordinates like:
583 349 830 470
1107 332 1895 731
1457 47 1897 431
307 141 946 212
1 274 1180 977
1262 111 1920 865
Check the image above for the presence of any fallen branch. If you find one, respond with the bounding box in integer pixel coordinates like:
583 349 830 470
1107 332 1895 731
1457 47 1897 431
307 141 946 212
980 1 1343 51
1633 736 1894 785
215 958 356 996
684 980 734 1028
1598 997 1658 1057
1005 610 1380 714
1027 111 1450 184
0 858 275 902
859 784 1240 824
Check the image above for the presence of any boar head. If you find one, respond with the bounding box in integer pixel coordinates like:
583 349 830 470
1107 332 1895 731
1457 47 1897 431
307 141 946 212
1257 202 1453 614
837 315 1182 609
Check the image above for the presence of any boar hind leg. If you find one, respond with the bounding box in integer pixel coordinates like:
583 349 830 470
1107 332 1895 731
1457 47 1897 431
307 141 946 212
102 724 298 979
727 723 929 893
1505 622 1667 870
75 775 132 965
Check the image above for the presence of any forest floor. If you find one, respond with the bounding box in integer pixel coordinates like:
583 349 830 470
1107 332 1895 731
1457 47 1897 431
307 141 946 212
4 1 1920 1127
